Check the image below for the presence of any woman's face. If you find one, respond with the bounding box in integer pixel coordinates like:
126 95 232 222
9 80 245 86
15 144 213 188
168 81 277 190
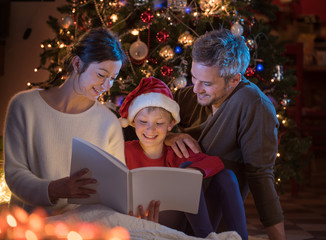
76 59 122 101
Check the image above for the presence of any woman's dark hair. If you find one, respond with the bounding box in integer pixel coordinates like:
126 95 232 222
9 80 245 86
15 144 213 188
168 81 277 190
65 27 127 74
37 27 127 89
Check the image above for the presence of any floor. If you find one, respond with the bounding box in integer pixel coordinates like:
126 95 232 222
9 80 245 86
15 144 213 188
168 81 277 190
245 152 326 240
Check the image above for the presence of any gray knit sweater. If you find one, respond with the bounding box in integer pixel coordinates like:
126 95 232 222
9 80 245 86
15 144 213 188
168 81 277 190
174 78 284 227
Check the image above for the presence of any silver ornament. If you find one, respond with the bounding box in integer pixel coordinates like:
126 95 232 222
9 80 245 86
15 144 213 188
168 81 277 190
129 39 149 61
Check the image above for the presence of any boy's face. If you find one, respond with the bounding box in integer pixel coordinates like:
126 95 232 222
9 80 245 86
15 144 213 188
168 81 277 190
133 107 175 150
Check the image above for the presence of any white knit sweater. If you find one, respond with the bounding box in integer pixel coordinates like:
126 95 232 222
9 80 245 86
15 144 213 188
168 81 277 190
4 89 125 213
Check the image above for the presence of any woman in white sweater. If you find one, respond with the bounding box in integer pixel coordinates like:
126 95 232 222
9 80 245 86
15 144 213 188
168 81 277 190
4 27 127 214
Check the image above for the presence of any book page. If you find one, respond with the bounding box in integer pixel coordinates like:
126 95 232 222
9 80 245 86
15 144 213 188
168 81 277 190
69 138 129 214
130 167 203 214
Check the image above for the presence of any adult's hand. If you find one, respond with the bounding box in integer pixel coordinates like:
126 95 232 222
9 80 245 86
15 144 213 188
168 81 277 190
165 132 201 158
48 168 97 203
129 200 160 223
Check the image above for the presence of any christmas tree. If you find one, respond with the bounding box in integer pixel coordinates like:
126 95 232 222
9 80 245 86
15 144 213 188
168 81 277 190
31 0 311 192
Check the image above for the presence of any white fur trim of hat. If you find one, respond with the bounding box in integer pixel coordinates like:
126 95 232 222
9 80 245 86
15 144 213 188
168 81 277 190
127 92 180 125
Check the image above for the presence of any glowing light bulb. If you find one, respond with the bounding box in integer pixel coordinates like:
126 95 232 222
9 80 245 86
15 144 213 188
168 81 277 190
277 153 280 157
131 29 139 36
34 68 38 72
67 231 82 240
110 14 118 22
40 44 44 48
25 230 38 240
7 214 17 227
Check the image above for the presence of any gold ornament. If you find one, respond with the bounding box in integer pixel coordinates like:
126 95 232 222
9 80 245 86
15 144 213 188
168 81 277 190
178 31 194 47
159 45 175 60
199 0 222 15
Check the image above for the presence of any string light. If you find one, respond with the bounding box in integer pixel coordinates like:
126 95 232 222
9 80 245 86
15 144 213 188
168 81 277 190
34 68 38 72
47 44 52 48
277 153 280 157
131 29 139 36
40 44 44 48
110 14 118 23
0 173 11 203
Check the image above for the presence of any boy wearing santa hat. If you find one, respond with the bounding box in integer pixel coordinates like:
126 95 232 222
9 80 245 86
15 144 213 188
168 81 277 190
119 77 247 239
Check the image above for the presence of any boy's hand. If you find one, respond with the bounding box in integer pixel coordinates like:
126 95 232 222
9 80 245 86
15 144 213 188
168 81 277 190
165 132 201 158
129 200 160 223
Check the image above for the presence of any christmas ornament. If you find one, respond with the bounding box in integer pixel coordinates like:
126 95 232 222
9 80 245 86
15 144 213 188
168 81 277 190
246 39 257 50
61 16 74 29
178 31 195 47
141 10 154 23
156 30 169 43
175 45 182 54
199 0 222 15
273 65 283 81
129 39 149 61
159 45 174 60
167 0 187 12
256 63 264 71
134 0 149 7
160 65 173 77
174 75 187 88
245 66 255 77
281 98 290 107
231 21 244 36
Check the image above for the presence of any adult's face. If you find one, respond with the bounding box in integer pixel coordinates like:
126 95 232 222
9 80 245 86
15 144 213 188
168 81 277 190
75 58 122 101
191 61 233 109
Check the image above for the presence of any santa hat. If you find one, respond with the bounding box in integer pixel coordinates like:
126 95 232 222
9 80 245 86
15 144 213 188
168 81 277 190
119 77 180 128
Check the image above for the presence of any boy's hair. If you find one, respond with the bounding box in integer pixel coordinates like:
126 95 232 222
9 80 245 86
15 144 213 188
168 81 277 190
119 77 180 127
192 28 250 83
137 107 174 123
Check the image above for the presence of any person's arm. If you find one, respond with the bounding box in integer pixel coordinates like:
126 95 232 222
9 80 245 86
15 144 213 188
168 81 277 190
267 222 286 240
4 95 53 206
239 99 285 239
164 131 201 158
5 94 98 206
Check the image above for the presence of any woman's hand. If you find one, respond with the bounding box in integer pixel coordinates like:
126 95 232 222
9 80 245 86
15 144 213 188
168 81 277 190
129 200 160 223
48 168 97 203
165 132 201 158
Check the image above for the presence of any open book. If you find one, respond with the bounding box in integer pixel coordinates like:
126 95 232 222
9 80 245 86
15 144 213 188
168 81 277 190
69 137 203 214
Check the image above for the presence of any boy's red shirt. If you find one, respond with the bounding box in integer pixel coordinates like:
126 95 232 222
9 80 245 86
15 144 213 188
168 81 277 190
125 140 224 178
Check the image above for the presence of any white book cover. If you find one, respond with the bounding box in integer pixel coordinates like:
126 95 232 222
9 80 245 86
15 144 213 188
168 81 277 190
69 137 203 214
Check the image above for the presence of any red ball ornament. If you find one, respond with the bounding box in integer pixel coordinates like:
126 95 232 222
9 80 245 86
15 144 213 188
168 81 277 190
160 65 173 77
141 10 154 23
245 66 255 77
156 30 169 43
